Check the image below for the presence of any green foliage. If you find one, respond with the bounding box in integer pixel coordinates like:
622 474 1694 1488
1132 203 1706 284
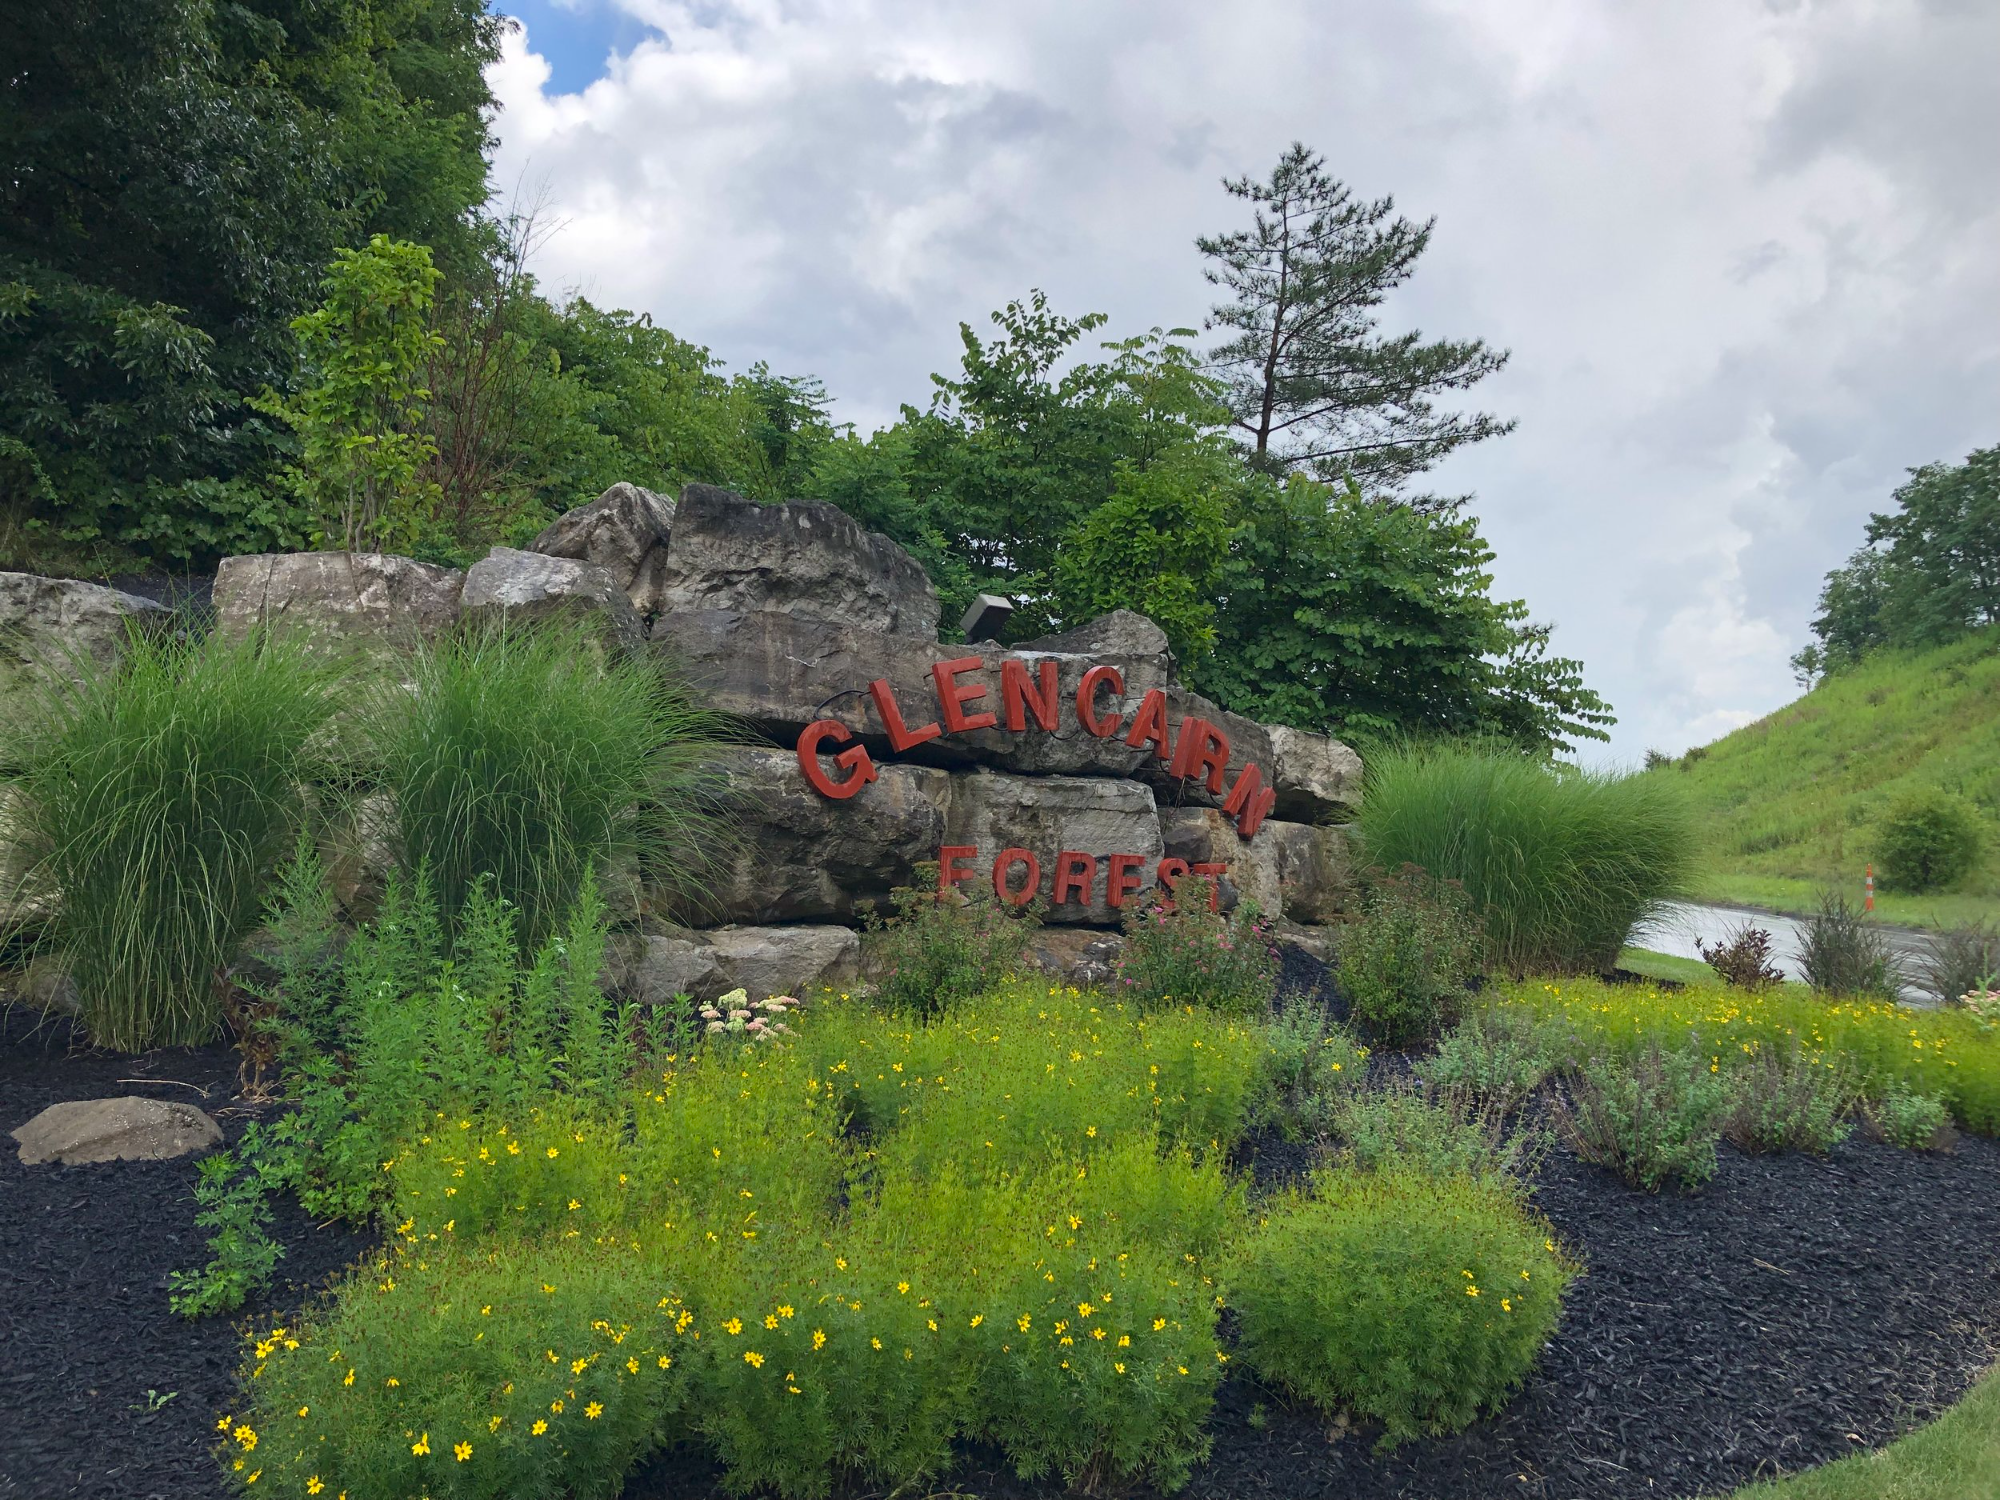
259 235 444 551
1257 994 1369 1139
1228 1168 1570 1447
1919 920 2000 1007
1697 922 1788 990
1875 789 1984 894
1357 742 1697 974
1722 1043 1855 1155
1333 1084 1543 1186
1197 142 1512 490
863 865 1041 1018
1863 1084 1955 1151
6 628 338 1049
1418 1007 1563 1108
374 620 725 948
1113 877 1280 1016
1558 1041 1736 1192
166 1148 286 1318
1336 865 1482 1047
1193 479 1613 752
1797 890 1905 999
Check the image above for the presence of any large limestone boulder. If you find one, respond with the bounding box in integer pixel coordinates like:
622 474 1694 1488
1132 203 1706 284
616 931 724 1005
1157 807 1283 917
657 485 939 638
705 924 861 1001
460 547 645 652
669 747 951 925
0 571 171 721
1015 609 1172 668
1267 820 1355 925
213 552 462 652
944 770 1163 926
1268 725 1363 819
13 1097 222 1165
530 482 676 620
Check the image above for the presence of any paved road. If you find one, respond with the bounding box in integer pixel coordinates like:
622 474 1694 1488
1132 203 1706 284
1630 900 1939 1003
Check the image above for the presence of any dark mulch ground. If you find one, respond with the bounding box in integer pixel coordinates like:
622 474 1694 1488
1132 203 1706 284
6 987 2000 1500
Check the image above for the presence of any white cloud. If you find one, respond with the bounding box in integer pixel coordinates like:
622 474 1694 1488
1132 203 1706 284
487 0 2000 762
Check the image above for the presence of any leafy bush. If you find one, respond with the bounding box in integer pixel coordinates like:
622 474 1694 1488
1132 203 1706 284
865 864 1040 1017
1334 1083 1543 1186
1917 919 1999 1007
1356 742 1696 973
1418 1007 1563 1107
1113 876 1279 1015
6 628 339 1048
1337 865 1481 1046
375 620 725 948
1863 1085 1955 1151
1722 1044 1855 1154
1874 789 1983 893
1558 1042 1736 1191
1257 993 1368 1139
1796 889 1905 999
1696 922 1787 990
1228 1168 1571 1446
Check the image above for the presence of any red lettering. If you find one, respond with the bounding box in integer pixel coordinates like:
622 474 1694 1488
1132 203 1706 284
938 845 979 894
1076 665 1126 737
868 678 942 751
1052 850 1099 906
1192 861 1228 913
1124 689 1172 760
1105 852 1146 909
1001 657 1060 733
796 720 878 800
1221 762 1278 838
992 847 1042 905
1154 856 1190 913
932 656 997 733
1169 716 1232 794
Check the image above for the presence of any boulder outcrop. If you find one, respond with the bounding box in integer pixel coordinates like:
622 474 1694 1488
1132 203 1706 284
213 551 462 652
461 546 646 652
530 482 676 620
0 572 170 720
13 1097 222 1165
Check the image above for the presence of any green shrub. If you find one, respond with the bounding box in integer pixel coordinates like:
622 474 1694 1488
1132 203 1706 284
1558 1042 1736 1191
1797 889 1904 999
1257 994 1368 1139
864 864 1040 1017
1864 1085 1955 1151
7 628 339 1049
1113 876 1279 1016
375 620 725 947
1722 1044 1855 1154
1419 1007 1563 1107
1337 865 1481 1047
1357 742 1696 973
1228 1168 1571 1446
1333 1083 1542 1185
1875 789 1983 893
1696 922 1787 990
1917 919 1999 1007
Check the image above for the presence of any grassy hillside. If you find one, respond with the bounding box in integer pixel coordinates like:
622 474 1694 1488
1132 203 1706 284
1660 626 2000 929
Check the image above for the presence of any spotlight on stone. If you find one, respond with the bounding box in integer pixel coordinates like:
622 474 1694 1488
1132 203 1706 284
960 593 1015 642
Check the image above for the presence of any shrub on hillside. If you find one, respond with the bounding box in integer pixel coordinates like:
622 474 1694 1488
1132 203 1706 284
1113 876 1278 1016
1696 923 1787 990
1795 889 1904 999
1228 1168 1571 1447
1337 865 1482 1046
1357 742 1696 974
1558 1042 1735 1192
1875 789 1984 893
865 865 1041 1017
6 629 340 1049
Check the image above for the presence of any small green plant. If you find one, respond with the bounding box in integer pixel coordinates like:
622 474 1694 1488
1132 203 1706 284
8 628 340 1049
1258 993 1368 1138
1874 789 1983 894
1228 1168 1572 1447
1419 1007 1563 1107
1863 1084 1955 1150
1113 875 1278 1015
167 1148 286 1318
864 864 1041 1017
1558 1041 1736 1191
1333 1083 1542 1186
1696 922 1787 990
1336 864 1482 1047
1723 1044 1856 1154
1796 889 1904 999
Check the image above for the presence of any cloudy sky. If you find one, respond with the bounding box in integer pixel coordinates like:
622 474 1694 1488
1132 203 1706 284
484 0 1999 764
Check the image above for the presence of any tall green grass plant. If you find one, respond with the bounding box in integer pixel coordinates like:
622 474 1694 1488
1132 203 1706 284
6 629 339 1049
1358 742 1696 974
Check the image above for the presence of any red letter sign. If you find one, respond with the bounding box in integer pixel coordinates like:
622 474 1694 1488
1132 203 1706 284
1169 717 1232 793
1124 689 1172 760
796 720 877 799
938 845 978 894
1052 850 1099 906
993 846 1042 905
868 678 941 751
1221 762 1277 837
933 656 998 734
1001 658 1060 732
1105 852 1146 909
1154 856 1190 912
1075 665 1125 737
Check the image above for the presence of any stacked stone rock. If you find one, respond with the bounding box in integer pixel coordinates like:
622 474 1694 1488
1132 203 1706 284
1 482 1360 1003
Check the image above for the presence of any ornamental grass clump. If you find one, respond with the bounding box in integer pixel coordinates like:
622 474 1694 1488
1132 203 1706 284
1357 741 1696 974
1558 1041 1736 1192
1795 889 1904 1000
1228 1168 1571 1447
1336 864 1482 1047
1113 876 1279 1016
6 628 339 1049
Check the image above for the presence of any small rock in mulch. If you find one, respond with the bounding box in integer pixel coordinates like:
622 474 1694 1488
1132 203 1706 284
13 1096 223 1166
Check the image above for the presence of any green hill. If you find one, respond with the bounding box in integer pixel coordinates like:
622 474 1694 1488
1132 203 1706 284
1661 625 2000 929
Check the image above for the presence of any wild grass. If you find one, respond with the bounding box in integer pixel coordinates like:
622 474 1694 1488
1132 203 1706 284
4 628 340 1049
372 621 729 946
1359 741 1697 975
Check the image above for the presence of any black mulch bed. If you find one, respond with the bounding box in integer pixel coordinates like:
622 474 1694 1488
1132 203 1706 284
7 993 2000 1500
